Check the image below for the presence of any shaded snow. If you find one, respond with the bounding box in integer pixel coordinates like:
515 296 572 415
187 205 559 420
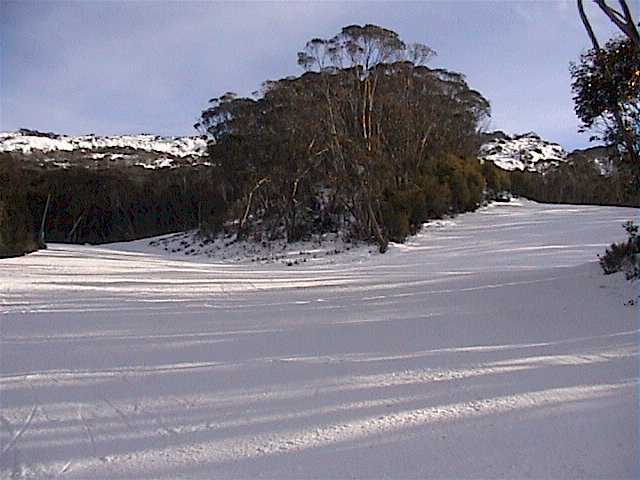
0 200 637 479
132 231 371 266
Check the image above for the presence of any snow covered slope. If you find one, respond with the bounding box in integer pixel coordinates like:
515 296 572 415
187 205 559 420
480 131 568 172
0 129 208 170
0 130 206 157
1 200 637 479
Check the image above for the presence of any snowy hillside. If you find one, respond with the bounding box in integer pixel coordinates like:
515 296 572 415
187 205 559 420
0 129 206 157
1 200 637 479
479 131 568 172
0 129 209 170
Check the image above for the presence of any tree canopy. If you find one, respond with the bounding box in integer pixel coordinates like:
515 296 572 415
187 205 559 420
196 25 491 251
570 37 640 186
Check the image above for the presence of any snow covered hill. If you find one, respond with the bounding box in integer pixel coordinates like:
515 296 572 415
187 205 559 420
1 200 637 479
0 129 208 170
0 129 206 157
479 131 568 172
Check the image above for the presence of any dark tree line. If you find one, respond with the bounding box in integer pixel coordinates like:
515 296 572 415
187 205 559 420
0 153 222 257
509 160 640 207
196 25 491 251
0 156 42 257
32 167 220 244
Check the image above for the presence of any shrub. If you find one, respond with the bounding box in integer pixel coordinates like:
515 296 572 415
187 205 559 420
599 221 639 280
420 176 451 218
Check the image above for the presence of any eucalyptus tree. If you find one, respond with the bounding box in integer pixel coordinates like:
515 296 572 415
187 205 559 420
571 37 640 184
198 25 490 250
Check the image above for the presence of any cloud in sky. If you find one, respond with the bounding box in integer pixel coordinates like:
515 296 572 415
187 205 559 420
0 0 626 149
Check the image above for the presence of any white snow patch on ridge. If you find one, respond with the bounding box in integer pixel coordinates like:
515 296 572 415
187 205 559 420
0 130 207 157
480 132 568 172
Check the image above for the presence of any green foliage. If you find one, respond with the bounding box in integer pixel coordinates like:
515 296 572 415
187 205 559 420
599 221 639 280
418 176 452 219
570 37 640 182
381 200 411 243
482 161 511 197
381 189 423 242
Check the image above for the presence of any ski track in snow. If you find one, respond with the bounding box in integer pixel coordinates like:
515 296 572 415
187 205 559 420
0 200 638 479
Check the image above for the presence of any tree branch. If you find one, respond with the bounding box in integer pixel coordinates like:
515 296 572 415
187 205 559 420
577 0 601 50
594 0 640 50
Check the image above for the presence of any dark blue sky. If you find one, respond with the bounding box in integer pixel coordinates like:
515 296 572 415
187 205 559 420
1 1 626 149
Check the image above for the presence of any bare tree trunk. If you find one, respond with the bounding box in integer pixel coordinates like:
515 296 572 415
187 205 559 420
366 196 387 253
611 107 639 164
39 194 51 245
68 214 84 242
577 0 601 50
238 177 270 239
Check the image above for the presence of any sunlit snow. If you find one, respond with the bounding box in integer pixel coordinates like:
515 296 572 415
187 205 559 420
479 132 568 172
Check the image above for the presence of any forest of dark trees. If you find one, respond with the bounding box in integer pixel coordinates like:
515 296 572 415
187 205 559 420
0 154 219 257
0 157 43 257
509 160 640 207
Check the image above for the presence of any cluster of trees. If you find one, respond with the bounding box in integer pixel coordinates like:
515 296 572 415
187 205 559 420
0 153 222 257
196 25 491 251
32 167 220 244
1 26 493 258
509 160 639 207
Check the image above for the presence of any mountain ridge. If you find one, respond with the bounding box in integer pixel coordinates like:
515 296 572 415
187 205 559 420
0 128 613 174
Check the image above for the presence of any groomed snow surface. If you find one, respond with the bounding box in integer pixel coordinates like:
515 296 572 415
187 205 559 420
1 200 638 479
